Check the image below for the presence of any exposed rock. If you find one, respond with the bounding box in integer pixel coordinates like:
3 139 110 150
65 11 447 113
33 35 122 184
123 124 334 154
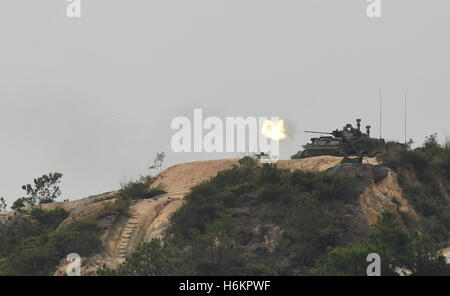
264 226 283 252
358 170 418 226
443 247 450 263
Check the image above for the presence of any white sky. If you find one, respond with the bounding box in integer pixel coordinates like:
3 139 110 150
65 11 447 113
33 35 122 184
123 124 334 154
1 0 449 205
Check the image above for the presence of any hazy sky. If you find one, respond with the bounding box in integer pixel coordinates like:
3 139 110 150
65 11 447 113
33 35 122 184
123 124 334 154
1 0 449 205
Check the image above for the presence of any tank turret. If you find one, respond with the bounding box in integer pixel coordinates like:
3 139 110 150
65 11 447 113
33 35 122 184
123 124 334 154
291 119 386 159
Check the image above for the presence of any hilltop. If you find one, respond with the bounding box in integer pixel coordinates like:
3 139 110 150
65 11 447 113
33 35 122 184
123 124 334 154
1 144 449 275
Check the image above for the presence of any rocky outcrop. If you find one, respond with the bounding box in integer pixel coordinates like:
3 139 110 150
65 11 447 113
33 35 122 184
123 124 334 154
443 248 450 263
359 170 418 226
327 162 418 226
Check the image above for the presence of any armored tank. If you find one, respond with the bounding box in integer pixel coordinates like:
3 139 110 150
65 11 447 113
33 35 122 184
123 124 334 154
291 119 386 159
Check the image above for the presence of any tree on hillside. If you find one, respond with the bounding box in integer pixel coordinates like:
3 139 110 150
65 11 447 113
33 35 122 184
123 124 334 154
0 197 7 212
20 173 63 205
149 151 166 176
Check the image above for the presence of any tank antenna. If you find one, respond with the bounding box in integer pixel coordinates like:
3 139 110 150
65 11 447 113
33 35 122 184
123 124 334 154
379 88 382 139
404 92 407 146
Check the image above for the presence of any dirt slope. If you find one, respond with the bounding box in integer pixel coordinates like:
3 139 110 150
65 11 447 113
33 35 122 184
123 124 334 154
150 159 239 193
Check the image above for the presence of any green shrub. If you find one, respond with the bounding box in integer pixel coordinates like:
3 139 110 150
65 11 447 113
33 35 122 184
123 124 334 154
312 212 449 276
30 207 69 232
98 198 131 218
379 135 450 245
98 238 191 276
120 181 166 201
279 193 348 273
0 221 102 276
169 157 363 275
258 183 285 203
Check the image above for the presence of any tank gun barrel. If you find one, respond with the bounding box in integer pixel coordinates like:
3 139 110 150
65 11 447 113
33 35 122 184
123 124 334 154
304 131 333 135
